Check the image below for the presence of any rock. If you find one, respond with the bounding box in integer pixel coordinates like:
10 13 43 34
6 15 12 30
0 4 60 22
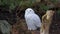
0 20 11 34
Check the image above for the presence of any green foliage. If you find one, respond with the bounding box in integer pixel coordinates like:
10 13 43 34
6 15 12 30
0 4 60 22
19 0 36 8
0 0 59 13
50 0 58 4
0 0 36 10
57 9 60 14
40 4 49 11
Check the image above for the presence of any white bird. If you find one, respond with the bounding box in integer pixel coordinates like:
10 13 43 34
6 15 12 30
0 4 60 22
25 8 41 30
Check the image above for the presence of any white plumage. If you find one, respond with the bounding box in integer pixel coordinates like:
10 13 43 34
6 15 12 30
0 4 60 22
25 8 41 30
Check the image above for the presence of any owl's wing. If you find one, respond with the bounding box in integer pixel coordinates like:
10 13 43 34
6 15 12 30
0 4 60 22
25 15 37 30
30 14 41 28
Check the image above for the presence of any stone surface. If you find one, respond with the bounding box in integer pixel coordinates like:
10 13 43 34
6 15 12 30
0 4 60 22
0 20 11 34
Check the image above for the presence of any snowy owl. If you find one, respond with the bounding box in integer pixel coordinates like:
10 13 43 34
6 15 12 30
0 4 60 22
25 8 41 30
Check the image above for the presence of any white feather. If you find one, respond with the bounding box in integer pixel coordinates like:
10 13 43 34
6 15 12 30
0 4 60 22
25 8 41 30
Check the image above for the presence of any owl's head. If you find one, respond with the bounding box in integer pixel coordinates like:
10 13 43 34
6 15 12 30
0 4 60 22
25 8 35 15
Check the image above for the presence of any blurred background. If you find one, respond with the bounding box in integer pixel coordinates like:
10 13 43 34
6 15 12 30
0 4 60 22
0 0 60 34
